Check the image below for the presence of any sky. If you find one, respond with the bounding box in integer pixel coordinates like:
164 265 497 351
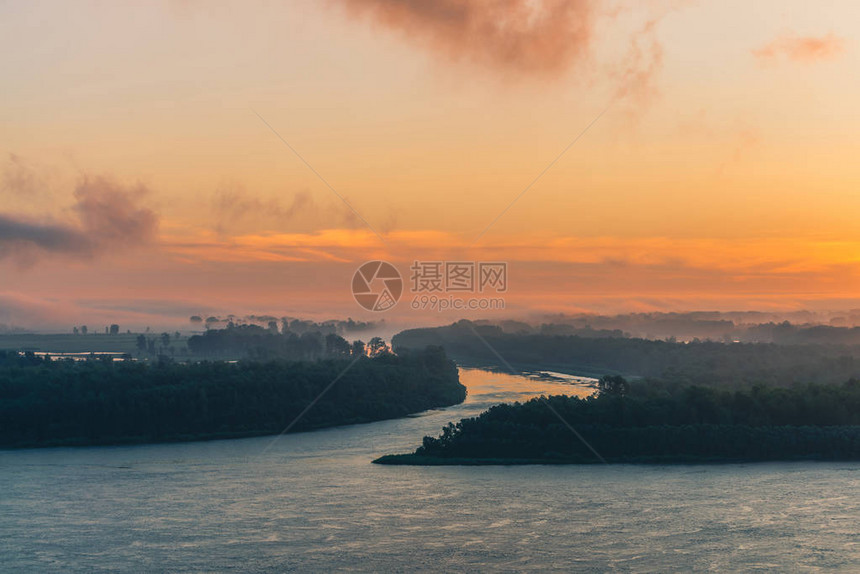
2 0 860 331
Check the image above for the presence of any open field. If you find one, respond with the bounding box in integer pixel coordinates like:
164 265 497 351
0 333 190 356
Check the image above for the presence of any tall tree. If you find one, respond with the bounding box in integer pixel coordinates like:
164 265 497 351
368 337 390 357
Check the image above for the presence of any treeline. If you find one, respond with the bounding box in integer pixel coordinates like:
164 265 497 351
376 378 860 465
392 321 860 386
741 322 860 346
0 347 465 448
190 315 380 335
186 325 389 360
488 311 860 343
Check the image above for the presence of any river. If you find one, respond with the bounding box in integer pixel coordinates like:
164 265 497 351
1 367 859 572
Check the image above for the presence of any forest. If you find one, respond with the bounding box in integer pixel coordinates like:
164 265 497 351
185 324 390 360
489 311 860 343
376 376 860 465
392 321 860 386
0 346 464 448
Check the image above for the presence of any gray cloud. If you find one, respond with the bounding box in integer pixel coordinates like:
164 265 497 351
213 187 314 230
72 177 158 247
0 175 158 263
211 185 365 234
0 215 91 254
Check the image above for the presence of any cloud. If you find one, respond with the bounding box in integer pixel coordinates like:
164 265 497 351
0 175 158 264
334 0 595 76
213 187 314 232
0 215 91 256
210 184 394 236
153 226 860 321
753 32 844 64
612 18 664 107
2 154 44 197
162 223 860 288
72 177 158 247
333 0 679 116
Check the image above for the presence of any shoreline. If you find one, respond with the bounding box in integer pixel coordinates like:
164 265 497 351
372 453 860 466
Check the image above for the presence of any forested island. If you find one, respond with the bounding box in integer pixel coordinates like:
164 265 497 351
375 376 860 465
393 321 860 386
0 346 465 448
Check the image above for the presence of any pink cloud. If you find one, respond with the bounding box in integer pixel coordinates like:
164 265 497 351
334 0 595 76
754 32 844 63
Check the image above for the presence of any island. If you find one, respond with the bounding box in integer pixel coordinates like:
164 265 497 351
375 376 860 465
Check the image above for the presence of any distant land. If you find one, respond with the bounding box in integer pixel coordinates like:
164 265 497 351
503 310 860 343
0 318 389 362
393 320 860 386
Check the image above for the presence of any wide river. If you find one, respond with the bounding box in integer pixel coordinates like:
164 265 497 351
2 368 859 572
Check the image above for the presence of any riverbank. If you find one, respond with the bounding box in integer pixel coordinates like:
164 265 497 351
373 451 860 466
375 382 860 465
0 347 466 449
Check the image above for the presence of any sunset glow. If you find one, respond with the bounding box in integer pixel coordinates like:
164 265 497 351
2 0 859 329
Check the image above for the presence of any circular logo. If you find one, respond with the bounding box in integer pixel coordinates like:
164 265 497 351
352 261 403 312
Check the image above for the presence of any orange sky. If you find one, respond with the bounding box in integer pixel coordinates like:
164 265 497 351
2 0 860 330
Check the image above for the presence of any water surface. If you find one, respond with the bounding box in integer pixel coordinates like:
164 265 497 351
2 368 858 572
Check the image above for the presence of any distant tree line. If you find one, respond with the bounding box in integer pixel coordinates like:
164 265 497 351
186 324 389 361
189 315 380 335
72 324 121 335
392 321 860 387
0 346 464 448
479 312 860 344
135 332 183 358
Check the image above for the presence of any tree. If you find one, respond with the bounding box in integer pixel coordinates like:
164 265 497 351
109 324 120 335
599 375 629 396
368 337 390 357
352 339 366 357
325 333 351 357
73 327 79 335
136 335 147 354
80 326 88 335
161 333 171 348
